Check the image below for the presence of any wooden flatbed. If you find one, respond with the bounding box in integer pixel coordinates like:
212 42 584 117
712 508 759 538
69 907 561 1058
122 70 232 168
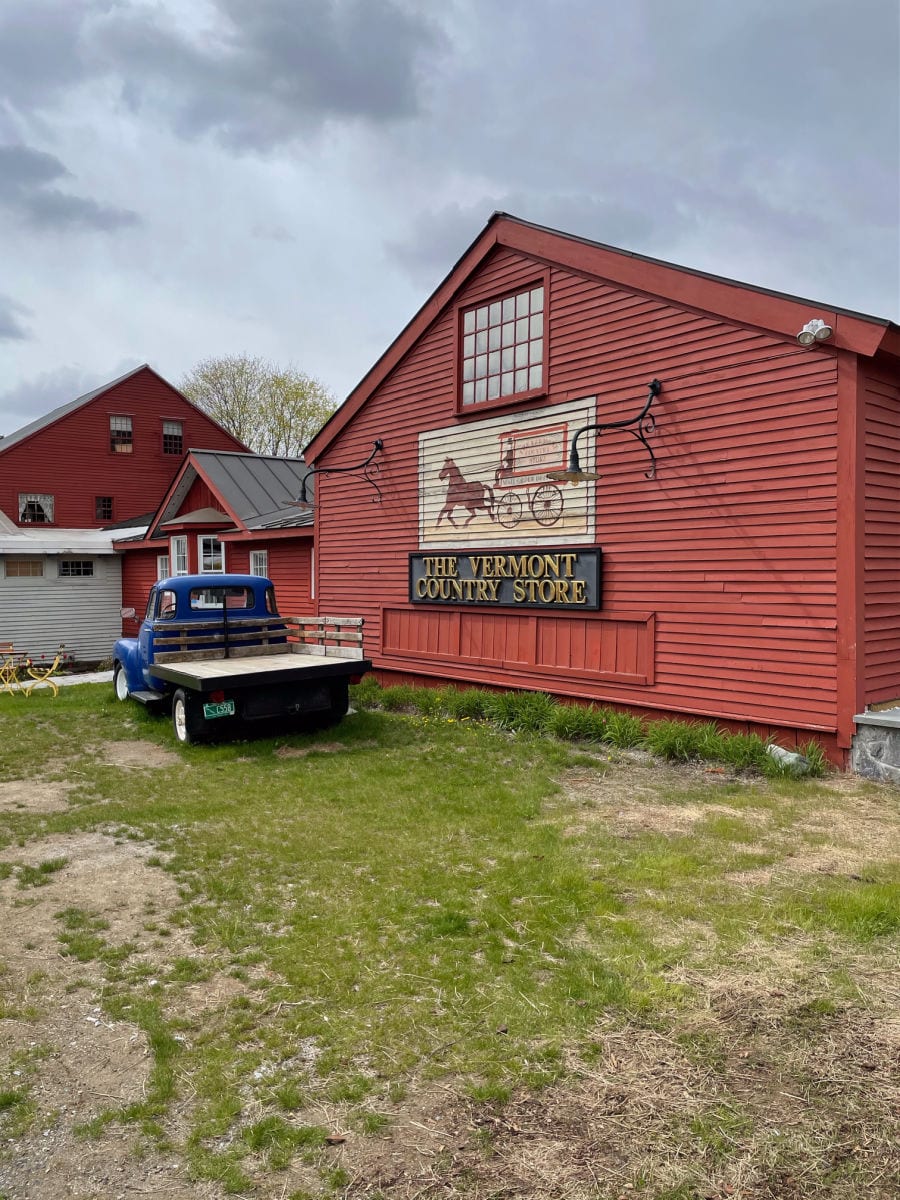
152 651 369 695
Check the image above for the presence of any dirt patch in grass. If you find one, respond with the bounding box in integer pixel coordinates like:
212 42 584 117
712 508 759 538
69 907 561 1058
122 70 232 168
0 779 74 813
100 740 182 769
275 741 345 758
0 831 212 1198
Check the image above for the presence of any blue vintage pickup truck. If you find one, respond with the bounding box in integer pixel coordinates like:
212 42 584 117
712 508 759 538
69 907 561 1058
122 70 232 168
113 574 370 743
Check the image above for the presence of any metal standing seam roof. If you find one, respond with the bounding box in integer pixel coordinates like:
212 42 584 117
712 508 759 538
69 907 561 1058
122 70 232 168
170 451 313 532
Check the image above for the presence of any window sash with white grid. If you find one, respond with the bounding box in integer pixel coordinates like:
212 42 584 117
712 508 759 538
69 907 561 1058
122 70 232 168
461 284 544 406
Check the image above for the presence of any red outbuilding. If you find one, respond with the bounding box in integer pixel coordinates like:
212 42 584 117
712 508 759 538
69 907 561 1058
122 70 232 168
304 213 900 765
0 364 248 529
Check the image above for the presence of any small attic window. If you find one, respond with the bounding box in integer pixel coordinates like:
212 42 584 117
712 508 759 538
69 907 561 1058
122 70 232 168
458 281 546 411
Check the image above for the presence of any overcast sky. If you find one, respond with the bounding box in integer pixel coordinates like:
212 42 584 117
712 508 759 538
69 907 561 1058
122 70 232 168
1 0 898 436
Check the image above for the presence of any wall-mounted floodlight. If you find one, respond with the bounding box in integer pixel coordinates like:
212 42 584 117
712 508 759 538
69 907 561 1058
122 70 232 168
797 318 833 347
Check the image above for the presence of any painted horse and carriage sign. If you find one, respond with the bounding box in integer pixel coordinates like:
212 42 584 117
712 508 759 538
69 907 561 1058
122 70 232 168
420 397 597 548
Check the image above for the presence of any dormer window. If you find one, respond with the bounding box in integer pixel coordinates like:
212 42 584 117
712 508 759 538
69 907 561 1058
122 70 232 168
459 283 545 410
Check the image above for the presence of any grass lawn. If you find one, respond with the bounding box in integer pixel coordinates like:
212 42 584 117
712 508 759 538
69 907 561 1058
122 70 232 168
0 683 897 1199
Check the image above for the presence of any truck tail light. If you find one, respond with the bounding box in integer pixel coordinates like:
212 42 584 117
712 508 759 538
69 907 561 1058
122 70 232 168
209 690 226 703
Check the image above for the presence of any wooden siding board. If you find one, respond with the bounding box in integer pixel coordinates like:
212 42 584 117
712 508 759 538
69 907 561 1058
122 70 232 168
863 363 900 705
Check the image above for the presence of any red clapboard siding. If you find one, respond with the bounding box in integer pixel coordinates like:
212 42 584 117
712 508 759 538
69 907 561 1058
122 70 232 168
313 243 845 734
120 547 161 630
0 367 246 529
863 367 900 704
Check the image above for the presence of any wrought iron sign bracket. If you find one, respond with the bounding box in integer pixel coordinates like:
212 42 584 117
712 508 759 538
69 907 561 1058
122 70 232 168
291 439 385 508
548 379 662 484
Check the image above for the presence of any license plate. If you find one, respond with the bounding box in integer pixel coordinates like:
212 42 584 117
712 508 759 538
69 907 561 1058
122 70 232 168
203 699 235 719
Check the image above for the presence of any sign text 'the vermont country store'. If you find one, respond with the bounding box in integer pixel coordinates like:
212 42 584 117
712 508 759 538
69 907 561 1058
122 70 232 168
409 549 602 610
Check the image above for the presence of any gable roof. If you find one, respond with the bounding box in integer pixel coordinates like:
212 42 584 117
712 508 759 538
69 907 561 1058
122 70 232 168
304 211 900 464
146 450 313 540
0 364 248 455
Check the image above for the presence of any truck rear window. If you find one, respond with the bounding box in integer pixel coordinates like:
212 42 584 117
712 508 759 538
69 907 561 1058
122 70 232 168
189 586 254 611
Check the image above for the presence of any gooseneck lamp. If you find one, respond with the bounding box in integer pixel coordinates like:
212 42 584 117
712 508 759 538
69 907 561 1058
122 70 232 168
547 379 662 484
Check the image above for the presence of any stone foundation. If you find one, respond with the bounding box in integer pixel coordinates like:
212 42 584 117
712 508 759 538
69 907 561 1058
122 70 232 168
851 711 900 782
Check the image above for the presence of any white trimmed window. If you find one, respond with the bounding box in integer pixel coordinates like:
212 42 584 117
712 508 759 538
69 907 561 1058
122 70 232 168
198 535 225 574
170 536 188 576
460 283 545 407
162 420 183 455
249 549 269 577
18 493 54 524
156 554 170 580
110 414 133 453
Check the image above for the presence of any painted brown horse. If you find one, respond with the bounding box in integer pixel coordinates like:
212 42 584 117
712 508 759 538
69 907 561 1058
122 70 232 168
436 458 496 527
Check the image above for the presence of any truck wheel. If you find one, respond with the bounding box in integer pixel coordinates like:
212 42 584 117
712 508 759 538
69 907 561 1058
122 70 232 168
113 662 129 702
172 689 204 744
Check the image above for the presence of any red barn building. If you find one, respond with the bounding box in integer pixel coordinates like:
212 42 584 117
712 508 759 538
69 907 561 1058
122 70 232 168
0 364 247 530
304 213 900 766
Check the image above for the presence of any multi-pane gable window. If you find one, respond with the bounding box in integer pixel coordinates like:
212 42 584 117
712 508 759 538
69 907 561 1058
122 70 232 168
58 560 94 577
95 496 113 521
110 415 133 453
461 284 544 407
162 420 183 455
18 493 54 523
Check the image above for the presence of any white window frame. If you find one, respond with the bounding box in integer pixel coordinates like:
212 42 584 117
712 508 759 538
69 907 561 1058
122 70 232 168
170 535 188 576
156 554 170 581
18 492 55 524
198 535 225 574
249 549 269 578
109 414 133 453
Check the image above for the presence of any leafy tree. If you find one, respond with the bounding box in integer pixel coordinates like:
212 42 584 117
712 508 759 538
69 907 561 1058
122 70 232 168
180 355 338 457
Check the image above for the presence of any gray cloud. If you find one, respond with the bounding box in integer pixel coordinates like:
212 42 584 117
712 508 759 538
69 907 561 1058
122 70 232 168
0 364 111 436
388 194 663 288
0 294 31 341
0 144 140 230
94 0 444 151
0 0 97 111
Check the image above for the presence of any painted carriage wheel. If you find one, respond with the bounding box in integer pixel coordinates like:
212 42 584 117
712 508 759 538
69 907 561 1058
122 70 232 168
530 484 564 526
497 492 523 528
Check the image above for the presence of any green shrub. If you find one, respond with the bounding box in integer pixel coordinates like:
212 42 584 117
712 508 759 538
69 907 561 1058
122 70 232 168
718 732 769 772
444 688 490 720
644 719 726 762
378 685 421 712
350 677 382 709
483 690 556 732
603 709 645 747
548 703 607 742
